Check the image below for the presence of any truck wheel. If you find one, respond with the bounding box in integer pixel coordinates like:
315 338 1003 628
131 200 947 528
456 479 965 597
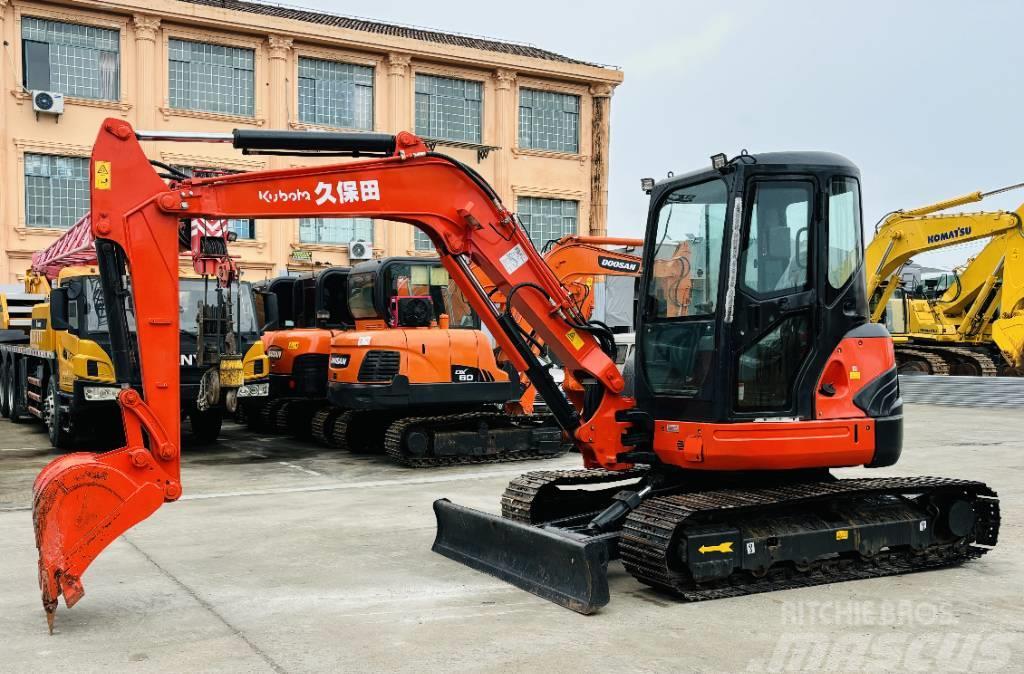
9 362 27 423
44 378 75 448
188 409 223 444
0 358 11 419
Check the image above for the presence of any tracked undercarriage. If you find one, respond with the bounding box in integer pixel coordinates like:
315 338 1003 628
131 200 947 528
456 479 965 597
253 399 570 466
896 343 1000 376
434 467 1001 613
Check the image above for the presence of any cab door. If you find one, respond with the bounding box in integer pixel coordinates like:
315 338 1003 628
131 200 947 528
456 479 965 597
730 179 817 417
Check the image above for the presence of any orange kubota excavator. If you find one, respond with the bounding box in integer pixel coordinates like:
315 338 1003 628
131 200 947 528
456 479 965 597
33 120 1000 630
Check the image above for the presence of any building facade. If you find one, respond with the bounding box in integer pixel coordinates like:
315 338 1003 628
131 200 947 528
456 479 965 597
0 0 623 282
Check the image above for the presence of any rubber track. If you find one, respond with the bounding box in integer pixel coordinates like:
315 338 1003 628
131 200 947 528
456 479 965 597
384 411 568 468
311 407 342 445
259 398 288 430
331 410 395 452
274 401 295 433
500 467 651 522
912 345 998 376
328 410 353 450
896 347 950 375
619 476 1000 601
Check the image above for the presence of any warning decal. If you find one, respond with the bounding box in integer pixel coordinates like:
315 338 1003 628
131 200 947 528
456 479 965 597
566 328 585 351
94 160 111 190
500 244 529 275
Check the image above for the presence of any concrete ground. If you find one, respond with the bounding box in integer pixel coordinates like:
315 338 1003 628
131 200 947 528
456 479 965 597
1 404 1021 673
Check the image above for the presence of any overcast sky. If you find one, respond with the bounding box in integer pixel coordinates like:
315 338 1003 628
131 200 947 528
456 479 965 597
297 0 1021 268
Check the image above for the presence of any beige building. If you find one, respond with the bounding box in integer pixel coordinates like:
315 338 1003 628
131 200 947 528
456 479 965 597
0 0 623 282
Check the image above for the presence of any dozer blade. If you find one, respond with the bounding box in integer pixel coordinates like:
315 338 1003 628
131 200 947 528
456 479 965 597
33 448 169 631
432 499 610 614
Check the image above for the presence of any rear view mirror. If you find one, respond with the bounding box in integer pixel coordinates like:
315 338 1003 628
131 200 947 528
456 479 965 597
50 287 70 331
795 227 808 269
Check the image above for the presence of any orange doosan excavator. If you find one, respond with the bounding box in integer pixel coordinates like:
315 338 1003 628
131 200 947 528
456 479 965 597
255 256 567 465
33 120 1000 631
250 266 353 436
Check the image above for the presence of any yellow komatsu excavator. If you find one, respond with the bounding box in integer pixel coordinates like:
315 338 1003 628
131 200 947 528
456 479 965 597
867 182 1024 375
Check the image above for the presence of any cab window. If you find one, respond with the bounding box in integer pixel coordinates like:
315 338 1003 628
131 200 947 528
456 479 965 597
827 177 863 290
741 181 812 296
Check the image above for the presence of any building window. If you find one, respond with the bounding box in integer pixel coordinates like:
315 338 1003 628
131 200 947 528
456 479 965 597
21 17 120 101
173 166 255 239
414 74 482 143
24 154 90 229
519 89 579 154
299 218 373 245
414 229 434 251
298 57 373 130
168 39 254 117
517 197 579 249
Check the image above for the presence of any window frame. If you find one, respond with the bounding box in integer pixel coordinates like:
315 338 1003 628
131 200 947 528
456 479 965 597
739 178 815 300
518 87 581 154
413 228 435 252
14 8 129 107
826 175 864 294
297 55 375 131
23 152 91 231
413 73 485 144
516 196 580 250
643 177 730 321
298 217 374 246
167 37 256 118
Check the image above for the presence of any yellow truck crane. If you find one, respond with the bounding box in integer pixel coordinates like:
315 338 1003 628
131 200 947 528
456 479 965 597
0 214 270 447
867 182 1024 375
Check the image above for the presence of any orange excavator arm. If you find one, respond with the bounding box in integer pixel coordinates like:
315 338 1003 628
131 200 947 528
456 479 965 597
483 236 643 413
33 119 637 628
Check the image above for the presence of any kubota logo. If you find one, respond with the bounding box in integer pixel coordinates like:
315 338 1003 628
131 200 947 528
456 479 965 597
926 226 971 244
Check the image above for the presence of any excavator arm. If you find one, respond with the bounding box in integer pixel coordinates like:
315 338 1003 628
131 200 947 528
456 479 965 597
477 235 643 413
33 119 637 628
866 186 1024 322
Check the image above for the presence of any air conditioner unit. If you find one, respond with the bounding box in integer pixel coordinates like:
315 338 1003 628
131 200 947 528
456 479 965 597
32 90 65 116
348 240 372 260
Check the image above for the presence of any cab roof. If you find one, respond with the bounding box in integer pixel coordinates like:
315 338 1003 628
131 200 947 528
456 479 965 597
657 151 860 190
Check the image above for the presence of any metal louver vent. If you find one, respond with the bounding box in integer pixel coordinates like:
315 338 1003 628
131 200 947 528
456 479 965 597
357 350 401 382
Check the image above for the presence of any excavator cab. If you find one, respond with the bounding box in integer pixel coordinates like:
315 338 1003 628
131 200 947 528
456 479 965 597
636 152 872 423
261 267 353 407
345 257 475 329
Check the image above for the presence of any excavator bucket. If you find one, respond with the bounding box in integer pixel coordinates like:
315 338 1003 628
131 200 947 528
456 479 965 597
33 444 169 632
432 499 611 614
992 314 1024 371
